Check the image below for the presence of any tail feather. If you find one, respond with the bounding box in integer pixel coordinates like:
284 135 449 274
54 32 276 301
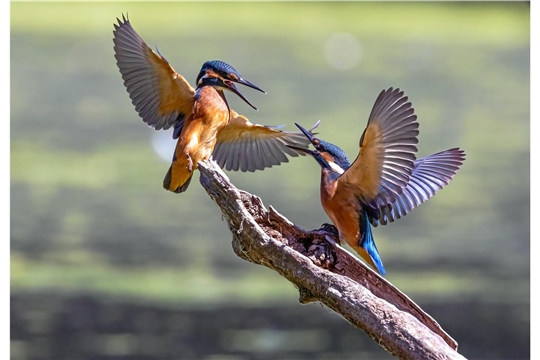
163 166 174 191
359 212 386 275
163 165 193 193
176 173 193 193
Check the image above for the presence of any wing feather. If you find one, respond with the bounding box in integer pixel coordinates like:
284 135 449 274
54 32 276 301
212 112 321 172
259 137 280 166
337 88 419 202
113 15 195 131
371 148 466 226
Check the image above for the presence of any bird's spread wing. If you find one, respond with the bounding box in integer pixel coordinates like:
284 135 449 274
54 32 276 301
370 148 465 226
337 88 419 202
113 15 195 131
212 111 321 172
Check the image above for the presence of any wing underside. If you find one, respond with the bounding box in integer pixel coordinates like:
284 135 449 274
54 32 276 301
113 15 195 131
371 148 466 226
338 88 419 202
212 115 321 172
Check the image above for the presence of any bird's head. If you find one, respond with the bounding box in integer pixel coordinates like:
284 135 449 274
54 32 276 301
286 123 351 175
195 60 266 110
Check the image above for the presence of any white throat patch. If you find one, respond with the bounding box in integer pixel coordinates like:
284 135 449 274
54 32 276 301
328 161 345 174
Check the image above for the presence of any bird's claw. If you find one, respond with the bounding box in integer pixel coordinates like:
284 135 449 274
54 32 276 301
320 223 338 236
186 155 193 172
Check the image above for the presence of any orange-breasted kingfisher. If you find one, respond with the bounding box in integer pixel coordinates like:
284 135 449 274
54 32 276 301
113 15 318 193
287 88 465 275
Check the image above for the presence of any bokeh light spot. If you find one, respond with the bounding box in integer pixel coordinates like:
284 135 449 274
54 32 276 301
151 131 176 163
324 32 362 70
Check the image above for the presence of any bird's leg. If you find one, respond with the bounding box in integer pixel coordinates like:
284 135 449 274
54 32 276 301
185 154 193 172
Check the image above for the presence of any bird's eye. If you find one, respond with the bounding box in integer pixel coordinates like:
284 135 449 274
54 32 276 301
313 139 320 145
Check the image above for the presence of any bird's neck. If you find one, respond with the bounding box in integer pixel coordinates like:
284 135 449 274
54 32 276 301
194 86 231 121
322 167 342 183
216 89 231 119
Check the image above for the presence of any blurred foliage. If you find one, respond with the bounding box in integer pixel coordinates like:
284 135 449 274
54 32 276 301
11 1 528 309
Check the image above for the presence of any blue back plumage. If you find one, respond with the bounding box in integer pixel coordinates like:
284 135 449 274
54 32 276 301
359 211 386 275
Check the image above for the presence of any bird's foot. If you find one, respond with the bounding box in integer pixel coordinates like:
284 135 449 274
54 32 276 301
320 223 338 236
185 155 193 172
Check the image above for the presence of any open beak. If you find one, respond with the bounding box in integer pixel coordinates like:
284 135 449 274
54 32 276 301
224 78 266 111
237 77 266 94
294 122 318 145
285 144 315 156
285 122 321 155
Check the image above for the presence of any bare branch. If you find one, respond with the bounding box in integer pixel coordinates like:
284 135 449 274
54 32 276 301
198 159 466 360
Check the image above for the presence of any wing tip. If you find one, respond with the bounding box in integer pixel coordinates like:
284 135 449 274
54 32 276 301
378 86 404 101
438 147 467 164
114 13 130 28
309 119 322 132
369 86 416 130
113 13 133 42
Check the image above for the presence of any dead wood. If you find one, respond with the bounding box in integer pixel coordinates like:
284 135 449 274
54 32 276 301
198 159 466 360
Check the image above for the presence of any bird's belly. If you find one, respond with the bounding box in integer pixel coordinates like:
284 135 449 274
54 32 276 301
322 193 361 247
181 115 229 165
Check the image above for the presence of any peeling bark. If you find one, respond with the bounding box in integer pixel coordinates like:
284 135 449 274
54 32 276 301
198 159 466 360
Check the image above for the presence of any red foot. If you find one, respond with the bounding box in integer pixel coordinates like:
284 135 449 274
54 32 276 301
186 155 193 172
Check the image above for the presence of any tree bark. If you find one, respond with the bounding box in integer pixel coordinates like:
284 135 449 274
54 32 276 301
198 159 467 360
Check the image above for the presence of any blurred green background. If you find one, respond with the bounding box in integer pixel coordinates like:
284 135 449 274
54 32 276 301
10 2 529 359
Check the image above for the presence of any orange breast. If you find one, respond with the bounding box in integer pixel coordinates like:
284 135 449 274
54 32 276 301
320 174 361 249
177 87 231 165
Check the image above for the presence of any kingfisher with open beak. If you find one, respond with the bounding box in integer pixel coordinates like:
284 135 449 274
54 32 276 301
287 88 465 275
113 15 318 193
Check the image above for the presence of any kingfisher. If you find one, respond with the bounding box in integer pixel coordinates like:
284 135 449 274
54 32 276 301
113 15 318 193
287 88 465 275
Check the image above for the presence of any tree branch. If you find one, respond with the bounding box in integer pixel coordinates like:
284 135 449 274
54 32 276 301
198 159 466 360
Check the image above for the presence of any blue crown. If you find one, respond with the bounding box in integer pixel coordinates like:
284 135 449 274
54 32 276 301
317 139 351 170
196 60 241 84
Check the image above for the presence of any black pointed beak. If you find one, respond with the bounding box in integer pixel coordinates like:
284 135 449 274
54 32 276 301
237 78 266 94
294 122 318 146
285 144 315 156
224 78 266 111
285 122 320 155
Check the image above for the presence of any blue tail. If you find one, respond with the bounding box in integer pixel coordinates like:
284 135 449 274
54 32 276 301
360 212 386 275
